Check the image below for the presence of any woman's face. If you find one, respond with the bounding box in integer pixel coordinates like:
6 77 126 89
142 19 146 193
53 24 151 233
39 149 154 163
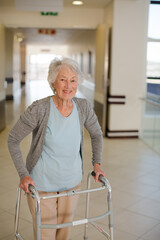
53 66 78 101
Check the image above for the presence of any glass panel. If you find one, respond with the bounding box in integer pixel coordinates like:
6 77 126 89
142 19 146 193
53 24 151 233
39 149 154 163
141 101 155 148
140 3 160 155
146 42 160 96
148 4 160 39
153 106 160 154
141 100 160 155
147 42 160 78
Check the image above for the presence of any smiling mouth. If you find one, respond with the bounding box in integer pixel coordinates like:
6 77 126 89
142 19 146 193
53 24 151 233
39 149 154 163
63 90 72 94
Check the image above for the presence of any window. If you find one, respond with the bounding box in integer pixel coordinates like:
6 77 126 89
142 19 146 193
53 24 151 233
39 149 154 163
28 54 62 81
146 2 160 96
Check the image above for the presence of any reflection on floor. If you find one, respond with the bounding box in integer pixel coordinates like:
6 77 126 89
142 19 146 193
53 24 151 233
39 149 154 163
0 80 160 240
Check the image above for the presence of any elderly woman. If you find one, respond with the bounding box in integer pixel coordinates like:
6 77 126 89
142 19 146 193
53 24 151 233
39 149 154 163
8 57 105 240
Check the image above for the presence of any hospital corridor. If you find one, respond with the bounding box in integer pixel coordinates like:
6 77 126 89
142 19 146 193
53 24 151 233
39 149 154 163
0 79 160 240
0 0 160 240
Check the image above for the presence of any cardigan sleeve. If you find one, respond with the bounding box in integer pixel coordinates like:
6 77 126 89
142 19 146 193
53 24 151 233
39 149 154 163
84 100 103 165
8 101 39 179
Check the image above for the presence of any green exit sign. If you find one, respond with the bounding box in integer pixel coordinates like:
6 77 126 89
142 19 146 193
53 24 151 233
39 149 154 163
41 12 58 16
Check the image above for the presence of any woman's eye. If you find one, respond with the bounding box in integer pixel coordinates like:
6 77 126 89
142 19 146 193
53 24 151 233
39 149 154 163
60 78 65 81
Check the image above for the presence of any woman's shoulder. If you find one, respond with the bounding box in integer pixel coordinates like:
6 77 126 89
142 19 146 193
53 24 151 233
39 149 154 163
24 96 51 116
73 97 89 105
34 96 51 105
29 96 51 109
73 97 93 112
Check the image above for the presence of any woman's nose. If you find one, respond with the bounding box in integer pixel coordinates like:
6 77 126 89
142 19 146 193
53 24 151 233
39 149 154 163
65 80 71 89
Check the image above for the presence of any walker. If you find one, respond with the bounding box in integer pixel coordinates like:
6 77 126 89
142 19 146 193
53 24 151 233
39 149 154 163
14 171 114 239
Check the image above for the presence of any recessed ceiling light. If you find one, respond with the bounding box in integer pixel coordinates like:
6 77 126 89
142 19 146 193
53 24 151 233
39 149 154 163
72 1 84 6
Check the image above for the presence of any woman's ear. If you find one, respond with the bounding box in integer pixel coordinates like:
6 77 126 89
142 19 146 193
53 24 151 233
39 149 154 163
52 83 56 90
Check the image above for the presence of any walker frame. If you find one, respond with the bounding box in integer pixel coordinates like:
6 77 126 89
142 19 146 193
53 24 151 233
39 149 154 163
14 172 114 240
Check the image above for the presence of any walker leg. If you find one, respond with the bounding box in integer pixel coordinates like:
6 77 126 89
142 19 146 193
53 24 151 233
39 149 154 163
84 173 92 240
14 187 22 239
108 191 114 240
110 227 114 240
36 199 41 240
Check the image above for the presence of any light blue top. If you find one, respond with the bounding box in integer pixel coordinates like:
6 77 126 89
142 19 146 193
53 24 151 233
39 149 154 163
30 97 82 192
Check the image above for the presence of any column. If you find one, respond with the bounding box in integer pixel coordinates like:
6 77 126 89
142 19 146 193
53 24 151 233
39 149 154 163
107 0 150 137
5 28 14 100
0 23 6 131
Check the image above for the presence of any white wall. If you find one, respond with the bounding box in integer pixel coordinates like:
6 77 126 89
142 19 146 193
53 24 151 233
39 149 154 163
5 29 13 78
0 23 5 101
26 44 69 56
107 0 150 135
67 30 96 104
13 34 21 94
94 24 108 104
67 30 96 80
94 24 110 133
0 6 104 29
104 0 113 28
5 28 14 98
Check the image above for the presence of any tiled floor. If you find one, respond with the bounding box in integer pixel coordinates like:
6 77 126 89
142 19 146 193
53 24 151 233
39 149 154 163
0 80 160 240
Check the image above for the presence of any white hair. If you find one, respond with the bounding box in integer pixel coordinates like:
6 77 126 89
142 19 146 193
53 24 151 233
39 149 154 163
47 57 84 93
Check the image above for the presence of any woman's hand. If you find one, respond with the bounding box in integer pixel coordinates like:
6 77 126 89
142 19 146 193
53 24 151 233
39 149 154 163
93 163 106 182
19 176 35 193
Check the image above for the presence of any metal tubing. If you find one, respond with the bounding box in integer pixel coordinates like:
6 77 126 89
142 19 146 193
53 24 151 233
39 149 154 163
14 173 114 240
110 227 114 240
84 172 91 240
108 190 114 240
14 187 22 239
90 222 110 239
36 209 41 240
28 185 41 240
28 186 41 240
15 233 23 240
40 186 105 200
40 211 111 229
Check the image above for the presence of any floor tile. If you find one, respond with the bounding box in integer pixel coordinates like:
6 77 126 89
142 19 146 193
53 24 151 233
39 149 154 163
141 224 160 240
147 189 160 202
116 180 160 197
128 198 160 221
114 229 138 240
112 189 142 209
0 189 17 211
114 210 158 237
0 211 16 239
136 172 160 187
8 192 32 223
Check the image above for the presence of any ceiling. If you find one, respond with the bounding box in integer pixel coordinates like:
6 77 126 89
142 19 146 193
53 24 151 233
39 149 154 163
0 0 112 9
64 0 111 8
3 0 111 46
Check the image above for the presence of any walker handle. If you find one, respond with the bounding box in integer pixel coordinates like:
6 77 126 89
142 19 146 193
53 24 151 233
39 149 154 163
91 171 107 186
28 184 35 192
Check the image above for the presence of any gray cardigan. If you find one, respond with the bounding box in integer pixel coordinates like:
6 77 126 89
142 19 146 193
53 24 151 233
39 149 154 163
8 96 103 179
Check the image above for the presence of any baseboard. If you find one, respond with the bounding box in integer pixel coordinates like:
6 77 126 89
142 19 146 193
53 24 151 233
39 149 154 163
6 95 14 100
107 129 139 138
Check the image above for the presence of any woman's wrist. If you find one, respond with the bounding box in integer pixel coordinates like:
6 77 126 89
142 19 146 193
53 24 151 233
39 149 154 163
93 163 101 172
93 163 105 182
